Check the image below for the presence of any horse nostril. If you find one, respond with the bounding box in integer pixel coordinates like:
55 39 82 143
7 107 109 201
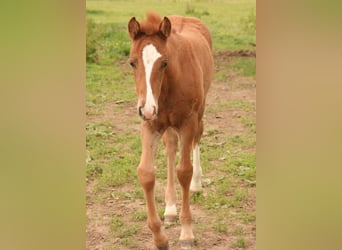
153 106 157 115
138 106 143 117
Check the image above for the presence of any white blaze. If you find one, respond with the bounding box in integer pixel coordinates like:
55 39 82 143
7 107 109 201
142 44 162 114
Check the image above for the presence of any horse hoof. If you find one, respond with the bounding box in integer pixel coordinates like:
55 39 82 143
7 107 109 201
156 241 169 250
164 215 177 226
190 184 202 192
180 239 195 249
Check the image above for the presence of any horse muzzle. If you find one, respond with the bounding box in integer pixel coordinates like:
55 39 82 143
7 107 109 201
138 105 157 120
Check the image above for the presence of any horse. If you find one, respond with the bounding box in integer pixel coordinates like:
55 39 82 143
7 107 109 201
127 12 213 249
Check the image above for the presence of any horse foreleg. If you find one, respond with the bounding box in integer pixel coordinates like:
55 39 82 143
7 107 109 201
138 122 168 249
163 128 178 224
177 121 197 249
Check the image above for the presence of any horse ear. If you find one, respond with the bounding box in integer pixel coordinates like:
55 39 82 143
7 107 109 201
159 17 171 39
128 17 141 40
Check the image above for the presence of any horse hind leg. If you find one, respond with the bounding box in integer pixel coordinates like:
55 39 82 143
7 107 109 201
162 127 178 224
190 120 203 192
177 118 199 249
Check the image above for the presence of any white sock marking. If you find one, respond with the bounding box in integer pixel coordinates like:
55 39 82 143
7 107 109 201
142 44 162 113
190 144 202 191
164 204 177 217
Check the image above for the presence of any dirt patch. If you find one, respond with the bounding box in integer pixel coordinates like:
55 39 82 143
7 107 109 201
215 50 256 58
86 51 256 249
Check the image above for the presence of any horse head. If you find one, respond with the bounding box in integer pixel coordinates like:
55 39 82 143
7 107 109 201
128 14 171 120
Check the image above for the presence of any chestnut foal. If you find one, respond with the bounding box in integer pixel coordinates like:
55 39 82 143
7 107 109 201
127 12 213 249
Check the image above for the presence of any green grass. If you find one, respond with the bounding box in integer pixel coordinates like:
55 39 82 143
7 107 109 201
86 63 136 113
109 214 140 248
218 100 255 112
86 0 256 57
232 57 256 77
241 116 256 134
132 210 148 222
86 120 141 188
86 19 130 64
214 220 228 233
232 226 244 236
231 237 247 249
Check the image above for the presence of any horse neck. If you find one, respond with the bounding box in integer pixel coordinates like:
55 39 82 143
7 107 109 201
159 35 194 106
164 34 186 79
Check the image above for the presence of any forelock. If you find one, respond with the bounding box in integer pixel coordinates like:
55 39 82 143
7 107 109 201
140 12 162 35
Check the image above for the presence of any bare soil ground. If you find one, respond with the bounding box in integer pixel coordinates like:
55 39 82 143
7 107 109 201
86 51 256 250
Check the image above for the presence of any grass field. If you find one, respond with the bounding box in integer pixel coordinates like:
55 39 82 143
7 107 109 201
86 0 256 249
86 0 255 63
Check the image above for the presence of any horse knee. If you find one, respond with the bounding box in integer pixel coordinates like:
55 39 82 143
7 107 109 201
176 163 193 187
137 166 155 191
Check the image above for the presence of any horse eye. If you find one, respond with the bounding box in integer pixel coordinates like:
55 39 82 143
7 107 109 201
161 61 168 68
129 61 136 68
